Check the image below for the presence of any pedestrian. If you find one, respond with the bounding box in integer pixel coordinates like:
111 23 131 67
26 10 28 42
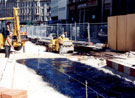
4 33 14 58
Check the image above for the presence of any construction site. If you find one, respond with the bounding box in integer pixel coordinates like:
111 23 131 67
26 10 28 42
0 6 135 98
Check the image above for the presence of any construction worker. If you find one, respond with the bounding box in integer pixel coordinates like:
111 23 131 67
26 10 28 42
61 32 67 38
58 32 67 46
5 33 14 58
58 32 67 54
4 22 14 58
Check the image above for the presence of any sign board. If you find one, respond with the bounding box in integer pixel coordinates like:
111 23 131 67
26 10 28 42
77 4 87 9
87 0 98 7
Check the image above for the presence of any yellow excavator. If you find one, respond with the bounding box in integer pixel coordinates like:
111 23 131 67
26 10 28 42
0 8 27 52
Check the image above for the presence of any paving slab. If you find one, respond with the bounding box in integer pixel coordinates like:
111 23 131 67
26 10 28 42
0 42 69 98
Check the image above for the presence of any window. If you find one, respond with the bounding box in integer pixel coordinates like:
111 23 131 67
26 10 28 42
59 7 65 11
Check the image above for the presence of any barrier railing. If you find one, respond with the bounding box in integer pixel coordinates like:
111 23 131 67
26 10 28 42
21 23 107 44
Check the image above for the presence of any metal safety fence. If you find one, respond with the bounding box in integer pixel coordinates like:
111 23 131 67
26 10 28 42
21 23 107 44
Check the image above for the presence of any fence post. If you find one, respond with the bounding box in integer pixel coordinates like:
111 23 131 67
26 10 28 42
69 24 71 40
26 25 28 34
45 24 46 38
88 23 91 44
85 80 88 98
57 23 59 37
32 26 33 38
40 26 41 40
75 22 77 41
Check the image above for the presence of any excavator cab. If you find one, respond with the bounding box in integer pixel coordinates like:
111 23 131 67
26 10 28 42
0 21 9 49
0 21 6 37
0 21 13 37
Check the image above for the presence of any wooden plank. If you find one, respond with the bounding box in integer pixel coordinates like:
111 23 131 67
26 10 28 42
117 15 127 51
126 14 135 51
108 16 117 50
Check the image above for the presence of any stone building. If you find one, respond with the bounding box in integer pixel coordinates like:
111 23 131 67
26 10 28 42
0 0 51 24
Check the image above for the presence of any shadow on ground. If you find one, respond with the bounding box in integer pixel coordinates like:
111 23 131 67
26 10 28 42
17 58 135 98
0 49 15 53
0 49 5 53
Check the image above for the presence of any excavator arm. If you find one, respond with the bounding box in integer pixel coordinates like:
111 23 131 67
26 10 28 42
13 8 21 43
0 17 14 21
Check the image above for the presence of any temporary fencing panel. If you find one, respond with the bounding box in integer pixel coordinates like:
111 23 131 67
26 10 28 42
90 23 107 44
25 23 107 44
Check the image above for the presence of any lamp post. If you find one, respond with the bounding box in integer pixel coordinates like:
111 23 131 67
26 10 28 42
110 0 112 16
101 0 104 23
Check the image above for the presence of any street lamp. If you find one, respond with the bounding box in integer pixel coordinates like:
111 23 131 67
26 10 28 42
101 0 104 23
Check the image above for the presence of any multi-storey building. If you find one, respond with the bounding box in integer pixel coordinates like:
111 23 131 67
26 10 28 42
112 0 135 15
68 0 135 23
68 0 112 23
0 0 51 24
50 0 68 23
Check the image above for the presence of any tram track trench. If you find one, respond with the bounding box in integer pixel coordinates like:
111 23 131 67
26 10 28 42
17 58 135 98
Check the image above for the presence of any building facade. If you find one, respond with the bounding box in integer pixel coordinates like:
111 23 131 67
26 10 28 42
112 0 135 16
68 0 135 23
68 0 112 23
50 0 68 23
0 0 51 24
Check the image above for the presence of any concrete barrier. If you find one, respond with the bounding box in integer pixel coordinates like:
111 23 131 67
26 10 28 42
106 59 135 77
